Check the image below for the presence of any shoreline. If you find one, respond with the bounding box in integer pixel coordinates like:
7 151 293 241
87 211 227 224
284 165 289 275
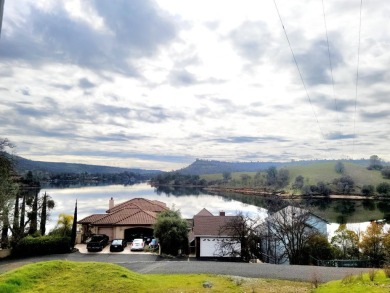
151 184 389 200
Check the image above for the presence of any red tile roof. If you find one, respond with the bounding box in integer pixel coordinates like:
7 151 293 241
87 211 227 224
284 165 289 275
78 214 106 224
78 198 166 226
107 198 167 213
117 210 157 225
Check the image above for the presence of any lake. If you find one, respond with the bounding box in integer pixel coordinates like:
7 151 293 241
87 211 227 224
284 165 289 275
40 183 389 236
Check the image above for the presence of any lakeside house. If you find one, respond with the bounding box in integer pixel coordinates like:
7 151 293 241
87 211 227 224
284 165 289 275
78 197 168 242
189 208 241 259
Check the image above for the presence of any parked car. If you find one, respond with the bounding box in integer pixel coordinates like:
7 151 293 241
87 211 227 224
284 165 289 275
87 234 109 252
131 238 144 251
110 239 127 252
149 238 159 250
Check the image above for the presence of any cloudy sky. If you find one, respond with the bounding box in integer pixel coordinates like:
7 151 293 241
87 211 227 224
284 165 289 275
0 0 389 171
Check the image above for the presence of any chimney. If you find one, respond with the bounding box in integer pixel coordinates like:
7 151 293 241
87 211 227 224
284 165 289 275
109 197 114 210
219 211 225 216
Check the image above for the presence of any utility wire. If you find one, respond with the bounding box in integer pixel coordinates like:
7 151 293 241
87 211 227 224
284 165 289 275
352 0 363 158
321 0 340 127
273 0 325 141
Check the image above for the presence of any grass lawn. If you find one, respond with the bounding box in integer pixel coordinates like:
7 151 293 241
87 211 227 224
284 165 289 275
0 260 312 292
316 269 390 293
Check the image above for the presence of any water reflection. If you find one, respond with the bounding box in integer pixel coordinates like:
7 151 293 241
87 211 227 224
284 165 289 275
41 183 267 232
40 183 390 234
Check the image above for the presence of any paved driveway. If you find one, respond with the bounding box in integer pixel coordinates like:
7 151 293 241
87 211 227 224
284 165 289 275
77 244 152 254
0 248 375 283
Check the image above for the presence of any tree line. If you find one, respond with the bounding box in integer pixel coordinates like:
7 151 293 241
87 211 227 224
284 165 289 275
0 138 76 251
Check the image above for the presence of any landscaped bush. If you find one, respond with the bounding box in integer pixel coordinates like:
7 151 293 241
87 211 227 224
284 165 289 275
12 236 71 257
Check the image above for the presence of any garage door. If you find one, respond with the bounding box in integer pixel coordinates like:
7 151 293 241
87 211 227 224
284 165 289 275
98 227 113 240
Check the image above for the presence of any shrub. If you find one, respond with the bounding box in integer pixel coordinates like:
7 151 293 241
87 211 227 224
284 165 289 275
382 167 390 179
361 184 375 196
12 236 71 257
368 269 377 281
377 182 390 196
383 265 390 278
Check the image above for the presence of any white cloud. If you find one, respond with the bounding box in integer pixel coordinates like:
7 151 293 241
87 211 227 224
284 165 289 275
1 0 389 171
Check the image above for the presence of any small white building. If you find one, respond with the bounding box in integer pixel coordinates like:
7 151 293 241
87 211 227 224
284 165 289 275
189 208 241 258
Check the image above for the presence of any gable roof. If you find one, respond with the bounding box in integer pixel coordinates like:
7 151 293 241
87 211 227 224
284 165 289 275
78 214 106 224
270 205 329 224
107 197 167 213
193 215 237 236
78 197 167 226
195 208 213 217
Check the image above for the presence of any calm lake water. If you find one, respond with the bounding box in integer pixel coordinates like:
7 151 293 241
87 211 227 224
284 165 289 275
40 183 389 236
40 183 267 231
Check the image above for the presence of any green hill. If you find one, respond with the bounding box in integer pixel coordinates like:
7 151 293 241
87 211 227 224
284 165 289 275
10 154 161 175
179 158 371 176
285 161 385 188
201 161 389 194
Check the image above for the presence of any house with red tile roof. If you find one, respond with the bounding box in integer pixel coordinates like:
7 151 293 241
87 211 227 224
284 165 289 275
189 208 241 258
78 197 168 242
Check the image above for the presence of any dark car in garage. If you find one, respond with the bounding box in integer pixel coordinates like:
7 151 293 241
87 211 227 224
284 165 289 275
110 239 127 252
86 234 109 252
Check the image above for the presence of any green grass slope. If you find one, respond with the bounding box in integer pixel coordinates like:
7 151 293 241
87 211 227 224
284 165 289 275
0 260 311 293
285 161 386 191
202 161 387 193
316 270 390 293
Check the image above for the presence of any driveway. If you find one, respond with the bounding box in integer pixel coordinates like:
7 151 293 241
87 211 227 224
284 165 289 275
77 244 152 254
0 249 375 283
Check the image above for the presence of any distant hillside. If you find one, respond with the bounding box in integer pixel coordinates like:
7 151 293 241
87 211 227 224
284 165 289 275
285 161 386 187
12 155 161 175
178 159 370 175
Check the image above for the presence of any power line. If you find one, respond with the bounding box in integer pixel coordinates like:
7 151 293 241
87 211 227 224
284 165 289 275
273 0 325 141
352 0 363 158
321 0 340 127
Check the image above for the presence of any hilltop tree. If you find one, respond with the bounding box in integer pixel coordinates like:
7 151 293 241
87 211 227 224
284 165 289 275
334 161 345 174
292 175 304 192
277 169 289 188
369 155 383 170
153 209 188 256
266 166 278 186
265 167 289 189
222 172 231 181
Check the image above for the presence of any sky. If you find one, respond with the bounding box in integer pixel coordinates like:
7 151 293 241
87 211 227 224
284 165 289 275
0 0 389 171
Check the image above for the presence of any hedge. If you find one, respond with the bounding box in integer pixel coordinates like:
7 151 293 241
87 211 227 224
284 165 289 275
12 236 71 257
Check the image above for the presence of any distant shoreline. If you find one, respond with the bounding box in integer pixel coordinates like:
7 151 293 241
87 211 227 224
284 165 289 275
205 186 390 200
